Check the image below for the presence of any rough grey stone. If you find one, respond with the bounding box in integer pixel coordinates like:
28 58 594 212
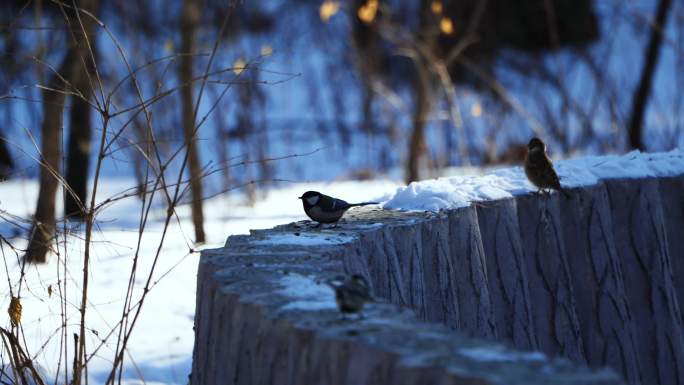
193 238 621 385
558 183 640 384
656 175 684 320
604 178 684 385
516 193 585 363
477 198 537 350
192 173 684 385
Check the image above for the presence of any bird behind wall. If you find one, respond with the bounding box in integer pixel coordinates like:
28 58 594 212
524 137 571 199
299 191 378 224
327 274 373 314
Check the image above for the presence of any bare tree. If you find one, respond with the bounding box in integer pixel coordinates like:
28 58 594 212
628 0 673 150
179 0 205 243
25 0 100 263
0 133 12 180
25 52 72 263
64 58 94 218
406 60 432 183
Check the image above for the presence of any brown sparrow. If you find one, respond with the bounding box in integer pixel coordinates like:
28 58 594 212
327 274 373 314
524 137 570 198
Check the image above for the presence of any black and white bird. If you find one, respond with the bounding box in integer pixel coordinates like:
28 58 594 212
524 137 571 198
298 191 378 224
327 274 373 314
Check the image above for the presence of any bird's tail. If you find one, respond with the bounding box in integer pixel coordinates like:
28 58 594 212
348 201 380 207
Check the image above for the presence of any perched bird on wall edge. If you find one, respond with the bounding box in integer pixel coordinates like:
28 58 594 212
524 137 571 199
299 191 378 224
327 274 373 314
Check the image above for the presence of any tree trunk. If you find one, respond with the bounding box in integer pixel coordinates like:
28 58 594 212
179 0 205 243
64 72 93 218
25 0 99 263
131 117 154 198
25 53 74 263
627 0 672 150
211 87 232 194
405 63 431 184
0 132 12 180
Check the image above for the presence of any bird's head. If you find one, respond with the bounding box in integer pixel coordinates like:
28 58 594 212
528 137 546 152
350 274 369 289
350 274 372 300
299 191 322 206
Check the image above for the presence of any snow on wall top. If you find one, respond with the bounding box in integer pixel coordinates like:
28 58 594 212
277 274 337 311
382 149 683 212
252 233 357 246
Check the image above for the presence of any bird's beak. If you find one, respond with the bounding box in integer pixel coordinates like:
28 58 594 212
298 196 302 199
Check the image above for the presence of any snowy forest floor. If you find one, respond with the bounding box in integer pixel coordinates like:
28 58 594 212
2 149 682 384
0 178 400 385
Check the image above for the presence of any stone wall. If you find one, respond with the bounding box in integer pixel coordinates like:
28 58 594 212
192 174 684 385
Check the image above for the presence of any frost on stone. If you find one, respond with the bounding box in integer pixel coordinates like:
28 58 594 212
277 274 336 311
457 346 546 363
252 232 356 246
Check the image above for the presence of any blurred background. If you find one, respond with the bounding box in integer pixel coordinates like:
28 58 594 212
1 2 683 382
0 0 682 242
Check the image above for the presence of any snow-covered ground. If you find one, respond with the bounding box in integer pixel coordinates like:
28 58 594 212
0 178 400 385
1 149 682 384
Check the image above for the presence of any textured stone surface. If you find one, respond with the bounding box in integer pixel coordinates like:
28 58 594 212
192 236 620 385
193 174 684 385
558 184 640 384
604 178 684 385
516 193 585 363
476 199 538 350
657 175 684 321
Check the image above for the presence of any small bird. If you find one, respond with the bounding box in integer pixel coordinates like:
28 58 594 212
298 191 378 224
327 274 373 314
524 137 571 198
